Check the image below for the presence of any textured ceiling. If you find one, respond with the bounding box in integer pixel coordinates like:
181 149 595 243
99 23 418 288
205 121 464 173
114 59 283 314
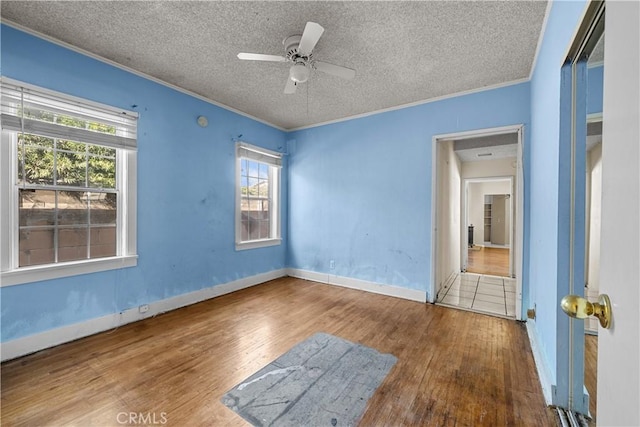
1 1 548 130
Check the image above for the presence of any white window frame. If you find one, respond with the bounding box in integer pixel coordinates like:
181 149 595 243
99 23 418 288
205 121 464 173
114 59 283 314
0 78 138 287
235 142 282 250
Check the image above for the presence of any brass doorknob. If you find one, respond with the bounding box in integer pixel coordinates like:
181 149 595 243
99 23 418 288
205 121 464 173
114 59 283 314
560 294 612 329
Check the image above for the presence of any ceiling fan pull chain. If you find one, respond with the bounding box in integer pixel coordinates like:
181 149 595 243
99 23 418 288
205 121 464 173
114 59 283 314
307 79 310 117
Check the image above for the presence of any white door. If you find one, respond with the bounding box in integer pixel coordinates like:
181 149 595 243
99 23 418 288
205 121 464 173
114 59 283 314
596 2 639 424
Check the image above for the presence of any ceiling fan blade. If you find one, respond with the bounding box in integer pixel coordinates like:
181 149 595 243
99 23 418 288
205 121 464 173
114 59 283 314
284 78 297 94
315 61 356 80
237 53 287 62
297 22 324 56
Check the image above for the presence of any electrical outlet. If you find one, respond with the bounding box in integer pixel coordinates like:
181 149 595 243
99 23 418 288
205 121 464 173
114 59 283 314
329 260 335 270
139 304 149 314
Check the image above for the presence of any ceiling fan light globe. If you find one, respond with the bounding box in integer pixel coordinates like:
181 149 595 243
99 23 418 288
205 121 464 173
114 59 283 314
289 63 310 83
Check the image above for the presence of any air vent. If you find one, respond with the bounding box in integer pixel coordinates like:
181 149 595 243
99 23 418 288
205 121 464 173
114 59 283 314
477 153 493 157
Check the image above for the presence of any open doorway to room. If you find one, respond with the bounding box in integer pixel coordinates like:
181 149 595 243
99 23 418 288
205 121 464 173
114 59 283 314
464 178 513 277
431 127 523 319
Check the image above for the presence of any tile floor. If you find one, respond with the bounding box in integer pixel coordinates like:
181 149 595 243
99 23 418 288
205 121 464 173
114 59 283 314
436 272 516 318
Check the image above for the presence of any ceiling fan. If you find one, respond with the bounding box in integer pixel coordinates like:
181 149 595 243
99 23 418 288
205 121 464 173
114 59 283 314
237 22 356 94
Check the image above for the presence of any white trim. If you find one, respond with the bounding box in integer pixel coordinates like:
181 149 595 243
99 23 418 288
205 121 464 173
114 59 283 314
526 320 555 405
561 2 594 67
430 131 438 303
0 268 287 361
515 128 524 320
528 0 554 81
289 78 529 132
433 124 524 142
1 255 138 287
463 176 513 184
235 238 282 251
462 181 469 272
1 76 139 119
237 142 283 160
124 151 137 257
586 112 603 123
287 268 427 303
0 132 16 274
235 143 282 249
0 19 286 132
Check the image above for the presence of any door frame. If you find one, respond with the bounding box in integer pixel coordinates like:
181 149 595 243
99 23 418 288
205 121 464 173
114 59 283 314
584 112 602 326
430 124 524 319
462 176 514 276
556 0 606 415
561 0 640 422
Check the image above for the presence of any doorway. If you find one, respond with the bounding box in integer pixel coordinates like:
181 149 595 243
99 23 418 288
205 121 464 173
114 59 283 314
431 126 523 320
464 178 513 277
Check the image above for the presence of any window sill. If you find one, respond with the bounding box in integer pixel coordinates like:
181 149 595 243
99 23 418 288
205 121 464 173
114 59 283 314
236 238 282 251
0 255 138 287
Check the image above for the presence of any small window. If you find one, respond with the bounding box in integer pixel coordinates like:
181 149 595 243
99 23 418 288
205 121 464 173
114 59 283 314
235 143 282 250
1 79 138 286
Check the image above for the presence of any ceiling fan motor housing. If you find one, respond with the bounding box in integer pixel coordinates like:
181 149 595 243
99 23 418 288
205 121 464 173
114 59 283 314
284 34 311 83
283 35 305 60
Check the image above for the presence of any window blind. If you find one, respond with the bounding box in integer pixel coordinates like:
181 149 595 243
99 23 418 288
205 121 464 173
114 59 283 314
1 81 138 150
237 142 282 167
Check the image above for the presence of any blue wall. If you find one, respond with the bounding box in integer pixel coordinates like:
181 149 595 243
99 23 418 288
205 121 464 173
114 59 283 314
2 3 599 367
287 83 531 299
0 25 288 342
528 0 587 393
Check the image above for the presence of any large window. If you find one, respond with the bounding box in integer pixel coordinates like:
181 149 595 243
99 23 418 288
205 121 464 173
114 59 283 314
236 142 282 250
1 79 138 286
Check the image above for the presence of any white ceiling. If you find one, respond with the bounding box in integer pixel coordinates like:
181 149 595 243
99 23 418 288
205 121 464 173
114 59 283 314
455 144 517 163
1 1 548 130
453 133 518 163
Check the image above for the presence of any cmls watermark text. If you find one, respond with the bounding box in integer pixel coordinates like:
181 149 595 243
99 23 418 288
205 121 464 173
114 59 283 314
117 412 168 425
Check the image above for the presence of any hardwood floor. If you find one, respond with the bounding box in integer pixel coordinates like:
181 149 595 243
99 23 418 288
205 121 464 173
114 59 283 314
467 246 510 277
1 277 558 426
585 334 598 423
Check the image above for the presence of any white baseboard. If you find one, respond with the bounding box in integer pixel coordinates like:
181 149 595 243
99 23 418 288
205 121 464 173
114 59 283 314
0 269 287 362
526 319 554 405
287 268 427 303
1 268 426 361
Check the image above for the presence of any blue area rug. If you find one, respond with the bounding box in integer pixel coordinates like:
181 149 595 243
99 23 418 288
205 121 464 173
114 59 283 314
221 332 397 426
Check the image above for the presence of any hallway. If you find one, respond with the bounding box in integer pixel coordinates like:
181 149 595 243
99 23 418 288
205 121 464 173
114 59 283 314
437 272 516 318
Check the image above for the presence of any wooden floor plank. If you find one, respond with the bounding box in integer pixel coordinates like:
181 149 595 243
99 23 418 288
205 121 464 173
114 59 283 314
467 247 510 277
1 277 558 426
585 334 598 424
